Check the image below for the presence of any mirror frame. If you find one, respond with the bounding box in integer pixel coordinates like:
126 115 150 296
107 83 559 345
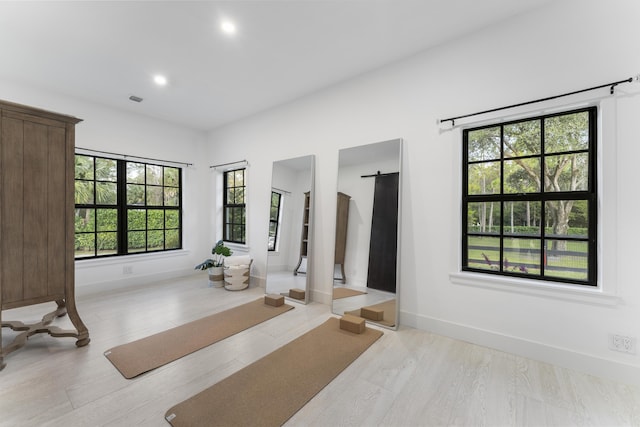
265 155 315 304
331 139 402 330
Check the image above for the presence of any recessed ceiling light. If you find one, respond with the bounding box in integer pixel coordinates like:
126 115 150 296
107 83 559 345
153 75 168 86
221 20 236 35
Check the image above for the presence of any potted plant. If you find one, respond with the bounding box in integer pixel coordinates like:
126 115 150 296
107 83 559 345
195 240 232 287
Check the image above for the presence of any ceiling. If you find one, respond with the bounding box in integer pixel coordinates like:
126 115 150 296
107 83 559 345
0 1 552 131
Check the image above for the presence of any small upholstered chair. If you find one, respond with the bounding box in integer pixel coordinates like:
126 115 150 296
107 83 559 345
223 255 253 291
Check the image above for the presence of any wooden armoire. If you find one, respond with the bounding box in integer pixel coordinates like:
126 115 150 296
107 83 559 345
0 100 90 370
334 192 350 283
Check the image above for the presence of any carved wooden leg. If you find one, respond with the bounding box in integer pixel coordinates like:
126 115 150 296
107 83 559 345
62 298 90 347
55 299 68 317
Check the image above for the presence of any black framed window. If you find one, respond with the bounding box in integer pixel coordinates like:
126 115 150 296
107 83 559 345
74 154 182 259
462 107 596 286
223 168 246 244
268 191 282 251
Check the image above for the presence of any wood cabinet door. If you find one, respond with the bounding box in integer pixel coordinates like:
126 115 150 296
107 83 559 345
1 111 68 307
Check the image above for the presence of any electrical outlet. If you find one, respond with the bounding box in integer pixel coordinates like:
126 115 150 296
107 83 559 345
609 334 636 354
123 265 133 275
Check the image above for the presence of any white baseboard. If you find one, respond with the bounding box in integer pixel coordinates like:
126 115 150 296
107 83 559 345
311 289 332 305
401 311 640 387
75 268 197 298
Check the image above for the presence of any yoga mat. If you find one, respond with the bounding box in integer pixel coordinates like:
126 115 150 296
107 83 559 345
332 287 367 299
104 298 294 379
165 317 383 426
346 299 396 327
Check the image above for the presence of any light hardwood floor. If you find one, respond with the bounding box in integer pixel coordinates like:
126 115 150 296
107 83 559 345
1 275 639 426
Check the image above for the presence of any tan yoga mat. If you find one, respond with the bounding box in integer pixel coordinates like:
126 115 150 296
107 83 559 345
104 298 294 379
346 299 396 327
165 317 383 427
332 287 367 299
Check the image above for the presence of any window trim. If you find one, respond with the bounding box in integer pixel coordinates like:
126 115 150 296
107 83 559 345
461 107 597 286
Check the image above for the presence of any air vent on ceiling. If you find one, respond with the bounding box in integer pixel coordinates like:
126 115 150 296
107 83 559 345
129 95 143 103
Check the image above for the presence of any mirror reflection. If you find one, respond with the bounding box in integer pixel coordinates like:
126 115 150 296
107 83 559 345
265 155 315 304
332 139 401 329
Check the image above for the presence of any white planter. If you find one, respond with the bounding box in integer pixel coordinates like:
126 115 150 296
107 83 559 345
208 266 225 288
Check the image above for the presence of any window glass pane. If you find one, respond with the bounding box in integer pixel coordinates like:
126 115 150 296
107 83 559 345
75 181 94 204
468 127 500 161
146 164 162 185
165 210 179 228
504 158 541 193
226 171 235 187
164 167 179 187
95 158 117 181
268 219 278 251
75 233 95 258
232 224 244 242
127 162 145 184
75 155 94 179
164 187 179 206
75 208 95 232
270 192 281 220
502 201 541 236
468 162 500 195
544 240 588 281
97 232 117 256
96 182 117 204
97 208 117 232
503 238 540 275
166 229 180 249
148 210 164 229
127 184 145 205
128 231 146 253
545 200 588 238
544 153 588 192
226 188 235 204
146 186 163 206
148 230 164 251
467 202 500 234
467 236 500 271
233 207 244 223
234 170 244 186
545 111 589 154
128 209 145 231
503 120 541 158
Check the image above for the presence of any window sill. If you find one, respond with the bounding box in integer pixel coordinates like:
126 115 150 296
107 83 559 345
449 271 620 306
225 242 251 253
75 249 190 269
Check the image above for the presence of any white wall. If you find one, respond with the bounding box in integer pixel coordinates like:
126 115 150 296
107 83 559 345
206 0 640 385
0 80 211 293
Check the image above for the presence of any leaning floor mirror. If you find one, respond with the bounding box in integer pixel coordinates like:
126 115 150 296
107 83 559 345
265 155 315 304
331 139 402 329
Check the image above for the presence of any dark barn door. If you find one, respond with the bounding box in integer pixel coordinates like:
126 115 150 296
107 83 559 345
366 172 399 293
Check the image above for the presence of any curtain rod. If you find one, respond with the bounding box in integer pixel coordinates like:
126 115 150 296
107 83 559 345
209 159 248 169
439 77 634 126
76 147 192 167
361 171 398 178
